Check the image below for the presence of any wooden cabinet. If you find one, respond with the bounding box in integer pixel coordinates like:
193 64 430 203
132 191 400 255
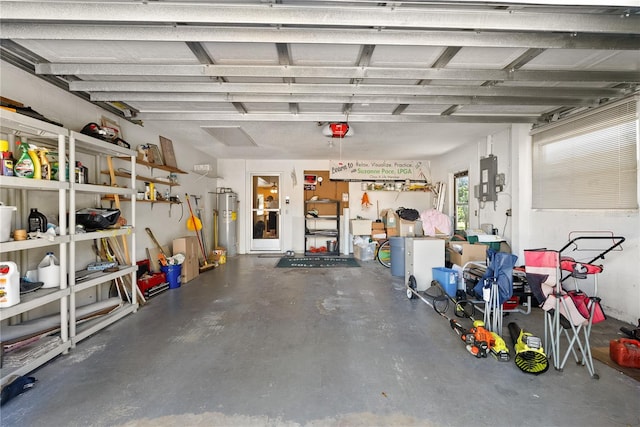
173 236 199 283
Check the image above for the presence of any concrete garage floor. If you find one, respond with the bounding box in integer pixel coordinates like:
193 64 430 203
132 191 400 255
2 255 639 427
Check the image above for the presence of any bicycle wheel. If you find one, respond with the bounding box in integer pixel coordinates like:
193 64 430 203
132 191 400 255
376 239 391 268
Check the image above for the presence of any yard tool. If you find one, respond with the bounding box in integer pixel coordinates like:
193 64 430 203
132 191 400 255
104 158 144 304
185 194 214 272
408 276 485 357
186 199 203 232
191 194 209 258
508 322 549 375
106 157 130 265
145 227 168 267
450 319 489 358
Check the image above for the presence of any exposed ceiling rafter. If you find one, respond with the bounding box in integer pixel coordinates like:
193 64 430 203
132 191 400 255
2 2 638 34
4 24 639 50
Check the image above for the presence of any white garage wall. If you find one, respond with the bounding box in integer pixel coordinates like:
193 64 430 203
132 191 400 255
432 124 639 324
216 158 331 255
0 63 219 262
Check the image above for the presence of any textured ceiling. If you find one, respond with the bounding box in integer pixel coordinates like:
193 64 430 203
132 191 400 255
1 0 638 160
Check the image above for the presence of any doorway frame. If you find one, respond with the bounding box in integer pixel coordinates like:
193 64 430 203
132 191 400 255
248 172 283 252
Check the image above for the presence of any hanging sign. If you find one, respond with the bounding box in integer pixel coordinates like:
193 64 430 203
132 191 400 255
329 160 429 181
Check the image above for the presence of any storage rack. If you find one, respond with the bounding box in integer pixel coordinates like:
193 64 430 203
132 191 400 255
68 130 138 346
0 110 137 384
101 157 187 206
0 111 69 384
304 199 340 256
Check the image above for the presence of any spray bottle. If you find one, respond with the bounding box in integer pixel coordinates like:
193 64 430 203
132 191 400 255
39 149 51 180
29 145 41 179
14 141 35 178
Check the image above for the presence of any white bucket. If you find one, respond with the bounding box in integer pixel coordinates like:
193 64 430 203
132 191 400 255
0 261 20 308
38 252 60 289
0 203 17 242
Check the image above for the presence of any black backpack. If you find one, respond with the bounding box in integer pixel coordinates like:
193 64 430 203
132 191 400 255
396 207 420 221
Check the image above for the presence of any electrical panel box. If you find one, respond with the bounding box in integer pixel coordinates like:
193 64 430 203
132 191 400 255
479 155 498 202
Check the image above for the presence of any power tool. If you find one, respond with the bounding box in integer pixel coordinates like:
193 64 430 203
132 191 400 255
450 319 490 358
508 322 549 375
490 332 511 362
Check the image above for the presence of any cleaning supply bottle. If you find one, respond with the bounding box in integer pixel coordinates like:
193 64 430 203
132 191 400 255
37 252 60 289
0 139 13 176
28 208 47 233
14 141 35 178
39 149 51 180
29 145 41 179
0 261 20 308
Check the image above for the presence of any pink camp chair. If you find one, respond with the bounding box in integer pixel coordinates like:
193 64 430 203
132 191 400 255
524 249 595 378
524 234 625 379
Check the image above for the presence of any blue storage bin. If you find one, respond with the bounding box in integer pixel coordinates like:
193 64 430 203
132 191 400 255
432 267 458 297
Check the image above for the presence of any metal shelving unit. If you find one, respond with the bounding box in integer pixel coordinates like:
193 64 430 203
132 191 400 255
304 199 340 256
68 131 137 346
0 110 70 385
0 112 138 385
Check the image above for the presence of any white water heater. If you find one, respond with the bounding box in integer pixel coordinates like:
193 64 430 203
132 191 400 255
217 192 238 256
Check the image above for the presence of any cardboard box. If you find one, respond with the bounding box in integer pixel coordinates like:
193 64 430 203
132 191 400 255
350 219 372 235
372 231 387 239
371 221 386 239
371 221 385 230
399 219 415 237
173 236 200 283
381 208 401 237
447 241 488 267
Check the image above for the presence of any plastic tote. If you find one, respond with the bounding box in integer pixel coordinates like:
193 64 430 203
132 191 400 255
432 267 459 297
161 264 182 289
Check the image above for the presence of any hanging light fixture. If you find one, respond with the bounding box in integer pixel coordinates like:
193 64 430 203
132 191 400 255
270 183 278 194
322 122 353 138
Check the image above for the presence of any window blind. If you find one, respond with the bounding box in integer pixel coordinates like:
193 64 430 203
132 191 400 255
531 97 638 209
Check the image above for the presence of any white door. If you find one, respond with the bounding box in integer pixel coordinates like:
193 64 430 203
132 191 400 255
250 174 282 251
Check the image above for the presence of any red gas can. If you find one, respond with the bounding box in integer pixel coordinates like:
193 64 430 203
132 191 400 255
609 338 640 368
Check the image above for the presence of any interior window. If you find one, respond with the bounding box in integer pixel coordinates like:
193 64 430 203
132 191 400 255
454 171 469 231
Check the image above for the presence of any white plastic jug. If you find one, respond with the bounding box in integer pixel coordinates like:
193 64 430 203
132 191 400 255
38 252 60 289
0 261 20 308
0 203 17 243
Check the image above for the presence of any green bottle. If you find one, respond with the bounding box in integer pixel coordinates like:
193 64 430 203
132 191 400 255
14 142 35 178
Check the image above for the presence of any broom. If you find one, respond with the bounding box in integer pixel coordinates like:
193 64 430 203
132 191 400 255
185 194 214 272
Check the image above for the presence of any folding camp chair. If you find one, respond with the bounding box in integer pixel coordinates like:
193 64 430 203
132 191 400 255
473 249 518 334
524 249 597 378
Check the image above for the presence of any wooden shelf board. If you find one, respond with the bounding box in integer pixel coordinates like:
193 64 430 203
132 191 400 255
118 157 187 174
100 170 179 186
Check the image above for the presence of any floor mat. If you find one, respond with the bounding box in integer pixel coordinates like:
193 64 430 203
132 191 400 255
592 346 640 382
276 257 360 268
